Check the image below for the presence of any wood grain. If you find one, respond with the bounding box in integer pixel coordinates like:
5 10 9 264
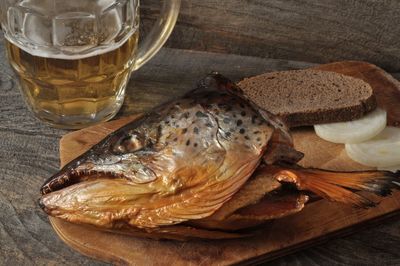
1 31 400 265
141 0 400 72
49 61 400 265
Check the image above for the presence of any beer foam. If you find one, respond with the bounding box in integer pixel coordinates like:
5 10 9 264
4 28 137 60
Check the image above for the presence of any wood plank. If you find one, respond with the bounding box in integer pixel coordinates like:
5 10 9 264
50 61 400 265
141 0 400 72
1 33 400 265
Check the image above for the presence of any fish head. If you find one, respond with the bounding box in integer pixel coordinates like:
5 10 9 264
39 74 277 229
40 117 164 195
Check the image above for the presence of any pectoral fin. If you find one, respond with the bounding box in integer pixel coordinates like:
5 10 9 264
265 165 400 207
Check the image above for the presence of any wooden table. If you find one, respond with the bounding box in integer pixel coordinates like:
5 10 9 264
1 34 399 265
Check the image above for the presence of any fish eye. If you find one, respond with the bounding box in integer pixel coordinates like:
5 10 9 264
112 134 143 154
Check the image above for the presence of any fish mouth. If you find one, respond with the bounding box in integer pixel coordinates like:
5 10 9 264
39 167 131 216
40 164 124 195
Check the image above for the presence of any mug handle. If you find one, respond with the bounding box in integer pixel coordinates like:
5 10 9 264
133 0 181 70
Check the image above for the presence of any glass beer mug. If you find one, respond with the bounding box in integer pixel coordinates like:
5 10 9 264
0 0 180 128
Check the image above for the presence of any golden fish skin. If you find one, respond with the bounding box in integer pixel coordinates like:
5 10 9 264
40 74 278 229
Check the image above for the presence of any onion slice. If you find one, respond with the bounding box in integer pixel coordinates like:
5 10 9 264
345 127 400 167
314 108 387 144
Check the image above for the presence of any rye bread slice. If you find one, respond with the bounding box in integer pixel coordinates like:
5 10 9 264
238 69 377 127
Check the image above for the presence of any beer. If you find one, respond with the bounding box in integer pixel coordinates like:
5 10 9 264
1 0 180 128
6 31 139 128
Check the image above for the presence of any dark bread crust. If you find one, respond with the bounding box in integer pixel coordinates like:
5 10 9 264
285 95 376 127
238 69 377 127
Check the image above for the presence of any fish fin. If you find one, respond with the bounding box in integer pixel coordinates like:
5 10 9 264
257 108 303 164
257 109 293 145
256 108 304 164
263 128 304 165
266 165 400 208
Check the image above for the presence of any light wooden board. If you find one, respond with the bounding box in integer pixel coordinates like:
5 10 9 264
50 61 400 265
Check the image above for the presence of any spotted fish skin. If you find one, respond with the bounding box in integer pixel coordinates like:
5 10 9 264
40 74 275 229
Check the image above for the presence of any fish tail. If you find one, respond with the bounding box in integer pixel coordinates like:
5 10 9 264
267 165 400 208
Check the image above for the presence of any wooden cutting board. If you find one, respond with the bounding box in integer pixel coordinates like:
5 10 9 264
50 61 400 265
